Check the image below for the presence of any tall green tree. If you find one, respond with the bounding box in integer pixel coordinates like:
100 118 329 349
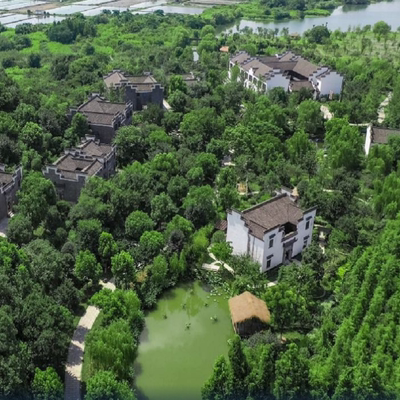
32 367 63 400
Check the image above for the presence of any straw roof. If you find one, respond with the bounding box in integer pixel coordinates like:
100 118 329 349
229 291 270 325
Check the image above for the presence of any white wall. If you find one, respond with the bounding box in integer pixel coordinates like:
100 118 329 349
262 227 283 272
309 67 329 83
266 72 290 92
292 208 317 256
365 124 372 155
227 211 249 256
318 71 343 95
248 235 264 268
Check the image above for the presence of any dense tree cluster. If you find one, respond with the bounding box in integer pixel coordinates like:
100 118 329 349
0 10 399 400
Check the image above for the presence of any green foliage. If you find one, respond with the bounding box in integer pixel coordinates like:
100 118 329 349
32 367 63 400
305 25 330 43
85 371 135 400
7 214 33 246
85 319 137 381
111 251 136 290
125 210 155 241
264 283 308 334
90 289 144 337
75 250 102 284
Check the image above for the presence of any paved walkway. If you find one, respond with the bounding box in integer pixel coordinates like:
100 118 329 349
202 248 234 274
378 93 392 123
64 280 116 400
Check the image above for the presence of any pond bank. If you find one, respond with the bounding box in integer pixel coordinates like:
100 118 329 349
134 281 234 400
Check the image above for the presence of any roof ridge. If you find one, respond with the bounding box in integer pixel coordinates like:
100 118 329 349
242 193 288 213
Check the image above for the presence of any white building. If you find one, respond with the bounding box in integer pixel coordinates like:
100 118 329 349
226 194 316 272
228 50 343 97
364 125 400 155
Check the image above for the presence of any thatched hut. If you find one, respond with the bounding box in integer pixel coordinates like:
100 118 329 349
229 291 270 337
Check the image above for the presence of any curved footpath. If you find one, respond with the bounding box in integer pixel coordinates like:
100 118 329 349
64 280 116 400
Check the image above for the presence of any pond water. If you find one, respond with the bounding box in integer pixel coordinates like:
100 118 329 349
134 281 234 400
219 0 400 34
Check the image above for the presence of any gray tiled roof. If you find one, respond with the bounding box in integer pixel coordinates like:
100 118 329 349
240 194 305 239
79 140 113 157
0 172 13 187
372 127 400 144
290 80 314 91
78 96 126 115
83 111 117 126
292 58 319 78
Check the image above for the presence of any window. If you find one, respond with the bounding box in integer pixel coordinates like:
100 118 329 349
268 234 275 248
305 216 312 230
266 255 273 269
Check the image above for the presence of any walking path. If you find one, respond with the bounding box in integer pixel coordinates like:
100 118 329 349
64 279 116 400
377 93 392 124
202 248 234 274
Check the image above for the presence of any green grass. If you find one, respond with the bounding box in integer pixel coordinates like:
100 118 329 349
46 41 74 54
305 8 331 16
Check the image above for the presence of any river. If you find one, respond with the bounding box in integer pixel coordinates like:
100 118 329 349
134 281 234 400
218 0 400 34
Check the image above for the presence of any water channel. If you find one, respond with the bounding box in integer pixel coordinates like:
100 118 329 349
134 281 234 400
218 0 400 34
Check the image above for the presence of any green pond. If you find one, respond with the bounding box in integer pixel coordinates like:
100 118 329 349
134 281 234 400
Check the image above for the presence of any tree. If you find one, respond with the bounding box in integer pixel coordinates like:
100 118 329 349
296 100 324 136
85 371 135 400
111 251 135 290
169 75 187 94
305 25 330 43
65 113 89 145
228 335 249 389
75 250 102 284
201 355 233 400
17 172 57 227
286 130 317 174
125 211 155 241
113 126 148 166
373 21 391 37
150 193 177 226
138 231 165 261
273 343 310 400
325 118 363 171
98 232 117 271
7 214 33 246
183 186 217 228
32 367 63 400
90 289 144 337
180 108 225 151
195 153 219 183
218 186 240 211
264 283 308 335
85 319 137 381
20 122 44 152
28 53 41 68
167 176 189 205
75 219 102 254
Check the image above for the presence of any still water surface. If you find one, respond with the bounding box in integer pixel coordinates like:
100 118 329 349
134 281 234 400
219 0 400 34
